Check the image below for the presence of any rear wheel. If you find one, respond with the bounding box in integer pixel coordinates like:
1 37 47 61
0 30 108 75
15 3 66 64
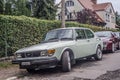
62 50 71 72
94 46 103 60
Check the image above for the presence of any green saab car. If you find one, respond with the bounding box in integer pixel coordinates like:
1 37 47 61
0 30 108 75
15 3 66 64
12 27 103 72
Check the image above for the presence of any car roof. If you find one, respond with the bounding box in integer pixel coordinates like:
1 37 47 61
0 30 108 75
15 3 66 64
95 31 113 33
114 32 120 33
53 27 90 30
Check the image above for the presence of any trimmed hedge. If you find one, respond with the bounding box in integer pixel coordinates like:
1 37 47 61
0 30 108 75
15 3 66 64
0 15 117 57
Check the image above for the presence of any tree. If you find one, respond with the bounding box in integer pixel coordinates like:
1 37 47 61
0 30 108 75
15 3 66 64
77 9 96 24
4 1 12 15
77 9 106 26
14 0 31 16
4 0 31 16
32 0 56 20
61 0 65 28
0 0 4 14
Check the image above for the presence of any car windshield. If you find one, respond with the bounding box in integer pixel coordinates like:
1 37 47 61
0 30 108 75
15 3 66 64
95 31 111 37
44 29 73 41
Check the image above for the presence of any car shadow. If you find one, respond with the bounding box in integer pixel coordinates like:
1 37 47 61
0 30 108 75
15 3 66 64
16 53 111 79
16 59 99 79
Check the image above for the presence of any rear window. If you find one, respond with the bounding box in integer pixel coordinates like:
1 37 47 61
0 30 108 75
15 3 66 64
85 30 94 38
75 29 86 39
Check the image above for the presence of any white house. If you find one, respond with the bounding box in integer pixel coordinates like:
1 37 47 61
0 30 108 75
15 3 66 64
56 0 116 29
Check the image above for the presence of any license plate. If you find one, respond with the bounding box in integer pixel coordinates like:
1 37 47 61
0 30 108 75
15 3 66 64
21 62 30 66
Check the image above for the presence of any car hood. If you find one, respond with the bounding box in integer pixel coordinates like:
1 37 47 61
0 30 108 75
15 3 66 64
99 37 110 42
16 41 74 53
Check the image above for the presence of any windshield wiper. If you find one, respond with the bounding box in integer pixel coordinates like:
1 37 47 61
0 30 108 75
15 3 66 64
60 38 73 40
48 38 58 41
42 38 59 43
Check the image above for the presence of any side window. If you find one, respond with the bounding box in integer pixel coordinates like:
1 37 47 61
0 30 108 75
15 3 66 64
75 29 86 39
85 30 94 38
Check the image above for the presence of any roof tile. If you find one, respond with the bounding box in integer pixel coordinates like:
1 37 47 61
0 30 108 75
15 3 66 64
93 3 111 11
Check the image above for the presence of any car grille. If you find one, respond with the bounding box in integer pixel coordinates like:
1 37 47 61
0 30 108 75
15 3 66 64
21 51 40 58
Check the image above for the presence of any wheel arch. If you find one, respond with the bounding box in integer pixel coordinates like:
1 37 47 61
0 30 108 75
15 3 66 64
96 44 102 51
98 44 102 49
60 47 75 65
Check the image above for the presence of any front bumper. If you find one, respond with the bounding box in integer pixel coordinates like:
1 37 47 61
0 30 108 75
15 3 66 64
103 42 112 51
12 57 58 69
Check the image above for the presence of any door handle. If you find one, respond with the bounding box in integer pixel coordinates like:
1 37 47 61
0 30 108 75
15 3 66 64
87 40 90 42
96 38 101 41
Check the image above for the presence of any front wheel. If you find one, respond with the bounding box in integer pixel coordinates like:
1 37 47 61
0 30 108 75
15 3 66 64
26 69 35 73
62 50 71 72
94 46 103 60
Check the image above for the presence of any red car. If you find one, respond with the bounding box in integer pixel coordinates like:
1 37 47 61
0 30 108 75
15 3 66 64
95 31 117 53
114 32 120 50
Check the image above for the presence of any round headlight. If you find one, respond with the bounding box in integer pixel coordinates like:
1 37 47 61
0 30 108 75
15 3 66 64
40 50 47 56
16 53 22 58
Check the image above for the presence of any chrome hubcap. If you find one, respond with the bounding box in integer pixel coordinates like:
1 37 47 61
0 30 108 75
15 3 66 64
97 49 102 59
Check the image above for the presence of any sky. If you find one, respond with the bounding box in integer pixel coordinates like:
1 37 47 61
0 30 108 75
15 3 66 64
56 0 120 14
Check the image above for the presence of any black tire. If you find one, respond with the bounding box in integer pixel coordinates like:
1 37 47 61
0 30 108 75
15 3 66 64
62 50 71 72
110 43 115 53
94 46 103 60
26 69 35 73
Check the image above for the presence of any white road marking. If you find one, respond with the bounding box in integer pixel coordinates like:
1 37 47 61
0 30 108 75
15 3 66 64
6 76 17 80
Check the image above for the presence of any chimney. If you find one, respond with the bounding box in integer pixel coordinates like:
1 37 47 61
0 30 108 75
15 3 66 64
91 0 97 4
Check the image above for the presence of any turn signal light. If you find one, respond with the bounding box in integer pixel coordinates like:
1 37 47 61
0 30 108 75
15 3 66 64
47 49 55 56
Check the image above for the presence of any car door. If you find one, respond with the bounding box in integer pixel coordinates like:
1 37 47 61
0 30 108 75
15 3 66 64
74 29 91 58
84 29 97 55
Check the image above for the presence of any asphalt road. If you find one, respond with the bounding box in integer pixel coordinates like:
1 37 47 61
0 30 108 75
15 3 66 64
5 50 120 80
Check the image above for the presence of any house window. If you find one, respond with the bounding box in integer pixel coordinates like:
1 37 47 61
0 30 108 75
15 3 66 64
70 1 74 6
110 9 112 13
106 14 108 21
111 16 115 23
69 13 72 19
108 15 110 22
65 1 74 7
106 13 110 22
67 13 72 20
65 8 68 15
58 14 61 20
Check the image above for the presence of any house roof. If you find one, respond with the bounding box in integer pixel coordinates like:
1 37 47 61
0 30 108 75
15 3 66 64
78 0 104 22
78 0 94 10
93 3 111 11
77 0 115 23
93 2 115 14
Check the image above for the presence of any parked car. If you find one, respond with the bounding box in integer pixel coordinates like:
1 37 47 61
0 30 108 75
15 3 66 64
95 31 117 53
12 27 103 72
114 32 120 50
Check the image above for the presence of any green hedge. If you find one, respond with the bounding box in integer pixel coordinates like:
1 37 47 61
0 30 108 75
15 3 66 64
0 15 117 57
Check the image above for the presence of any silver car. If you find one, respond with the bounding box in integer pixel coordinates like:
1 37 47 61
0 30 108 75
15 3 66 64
12 27 103 72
